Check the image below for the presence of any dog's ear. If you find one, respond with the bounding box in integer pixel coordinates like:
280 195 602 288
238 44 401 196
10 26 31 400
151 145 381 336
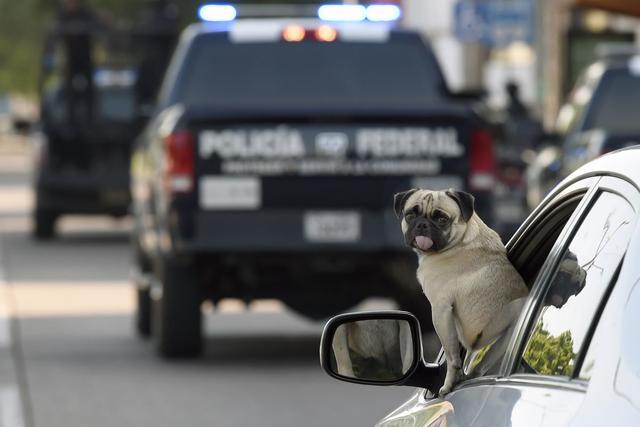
446 189 475 222
393 189 418 219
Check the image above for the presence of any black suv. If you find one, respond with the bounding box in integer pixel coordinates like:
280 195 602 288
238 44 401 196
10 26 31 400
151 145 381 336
34 67 142 238
131 18 498 357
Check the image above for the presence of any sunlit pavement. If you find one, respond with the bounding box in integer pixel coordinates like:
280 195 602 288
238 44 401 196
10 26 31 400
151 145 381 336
0 139 414 427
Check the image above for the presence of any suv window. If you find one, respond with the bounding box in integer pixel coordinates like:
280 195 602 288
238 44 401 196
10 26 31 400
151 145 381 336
584 69 640 134
518 191 635 377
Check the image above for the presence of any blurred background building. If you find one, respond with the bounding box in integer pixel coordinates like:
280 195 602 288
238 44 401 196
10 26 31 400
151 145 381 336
399 0 640 127
1 0 639 138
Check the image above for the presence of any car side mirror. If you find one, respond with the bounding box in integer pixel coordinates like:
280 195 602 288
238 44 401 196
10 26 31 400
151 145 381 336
320 311 445 392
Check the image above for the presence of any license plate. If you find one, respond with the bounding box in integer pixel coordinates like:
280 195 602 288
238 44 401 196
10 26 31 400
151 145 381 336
200 176 261 210
304 212 360 243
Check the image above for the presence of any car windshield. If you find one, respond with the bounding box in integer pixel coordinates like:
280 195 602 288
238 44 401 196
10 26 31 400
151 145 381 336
172 35 445 111
585 69 640 134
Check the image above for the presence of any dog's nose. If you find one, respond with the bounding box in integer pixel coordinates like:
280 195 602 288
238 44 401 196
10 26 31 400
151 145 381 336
417 222 428 232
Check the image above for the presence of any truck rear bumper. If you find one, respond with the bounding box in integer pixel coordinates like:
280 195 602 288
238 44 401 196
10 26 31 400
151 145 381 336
36 172 130 214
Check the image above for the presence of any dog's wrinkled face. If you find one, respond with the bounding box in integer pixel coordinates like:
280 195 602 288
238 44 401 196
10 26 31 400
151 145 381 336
394 188 475 254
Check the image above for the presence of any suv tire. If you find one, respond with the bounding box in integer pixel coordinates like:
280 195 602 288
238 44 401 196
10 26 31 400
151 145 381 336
136 285 152 337
152 255 202 358
33 208 56 240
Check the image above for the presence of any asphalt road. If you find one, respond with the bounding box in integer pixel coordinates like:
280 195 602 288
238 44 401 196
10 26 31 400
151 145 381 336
0 143 419 427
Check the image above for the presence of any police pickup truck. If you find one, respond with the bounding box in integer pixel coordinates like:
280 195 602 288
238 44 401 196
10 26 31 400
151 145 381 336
131 5 497 357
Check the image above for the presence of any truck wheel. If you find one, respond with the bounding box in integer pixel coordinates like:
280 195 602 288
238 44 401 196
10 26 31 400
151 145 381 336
384 257 434 332
33 209 56 240
132 240 152 337
136 286 152 337
395 289 433 333
152 256 202 358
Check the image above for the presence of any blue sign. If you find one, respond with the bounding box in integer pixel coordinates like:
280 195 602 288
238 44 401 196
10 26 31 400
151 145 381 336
454 0 534 47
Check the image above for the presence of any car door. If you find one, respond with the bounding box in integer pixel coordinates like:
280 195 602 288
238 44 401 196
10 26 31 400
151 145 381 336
377 175 640 427
494 176 639 426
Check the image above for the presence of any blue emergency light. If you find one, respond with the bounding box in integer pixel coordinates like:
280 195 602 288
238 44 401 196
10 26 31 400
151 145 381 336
197 3 401 23
198 4 237 22
318 4 401 22
366 4 402 22
317 5 366 22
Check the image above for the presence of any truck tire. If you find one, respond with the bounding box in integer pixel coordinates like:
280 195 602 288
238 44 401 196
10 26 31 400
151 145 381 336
386 257 434 333
152 256 202 358
395 289 433 333
33 209 56 240
136 286 152 337
133 240 152 337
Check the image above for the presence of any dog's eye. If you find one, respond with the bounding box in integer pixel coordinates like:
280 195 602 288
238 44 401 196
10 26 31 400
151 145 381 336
432 210 450 224
404 206 420 220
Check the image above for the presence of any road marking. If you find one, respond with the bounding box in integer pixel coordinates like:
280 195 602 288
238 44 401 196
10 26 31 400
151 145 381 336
0 239 27 427
0 289 9 350
0 387 25 427
0 240 11 349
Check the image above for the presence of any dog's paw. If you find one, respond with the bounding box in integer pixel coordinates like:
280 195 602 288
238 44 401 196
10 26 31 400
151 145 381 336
438 384 452 397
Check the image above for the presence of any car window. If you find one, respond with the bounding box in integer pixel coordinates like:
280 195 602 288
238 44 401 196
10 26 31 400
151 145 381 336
174 35 446 110
583 69 640 134
518 191 635 377
462 190 588 378
576 263 620 383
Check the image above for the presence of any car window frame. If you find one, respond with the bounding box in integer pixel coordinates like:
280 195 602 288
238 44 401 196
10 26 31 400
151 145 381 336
444 177 600 392
504 175 640 388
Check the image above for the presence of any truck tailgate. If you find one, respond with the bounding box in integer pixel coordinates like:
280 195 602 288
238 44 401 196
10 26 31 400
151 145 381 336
194 120 472 211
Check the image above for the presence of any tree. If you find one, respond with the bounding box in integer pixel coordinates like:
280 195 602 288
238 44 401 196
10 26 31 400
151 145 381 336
0 0 323 95
523 323 577 376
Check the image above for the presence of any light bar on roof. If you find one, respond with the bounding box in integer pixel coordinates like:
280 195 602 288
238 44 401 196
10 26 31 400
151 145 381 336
318 4 367 22
366 4 402 22
198 4 237 22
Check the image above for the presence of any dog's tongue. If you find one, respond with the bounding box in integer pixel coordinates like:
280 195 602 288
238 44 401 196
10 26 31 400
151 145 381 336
415 236 433 251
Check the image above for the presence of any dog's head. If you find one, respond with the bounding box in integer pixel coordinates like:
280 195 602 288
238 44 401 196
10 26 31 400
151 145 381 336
393 188 475 254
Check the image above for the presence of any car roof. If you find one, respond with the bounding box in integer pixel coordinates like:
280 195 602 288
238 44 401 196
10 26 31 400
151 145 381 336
564 145 640 189
584 54 640 78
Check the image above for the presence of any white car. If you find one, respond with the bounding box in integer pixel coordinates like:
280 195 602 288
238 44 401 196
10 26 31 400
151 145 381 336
320 145 640 426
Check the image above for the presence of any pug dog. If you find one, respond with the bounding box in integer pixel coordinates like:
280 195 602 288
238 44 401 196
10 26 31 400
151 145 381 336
394 188 528 396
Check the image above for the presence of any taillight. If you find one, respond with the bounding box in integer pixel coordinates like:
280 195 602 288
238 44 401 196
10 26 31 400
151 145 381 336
281 25 338 42
469 129 496 191
164 130 194 193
